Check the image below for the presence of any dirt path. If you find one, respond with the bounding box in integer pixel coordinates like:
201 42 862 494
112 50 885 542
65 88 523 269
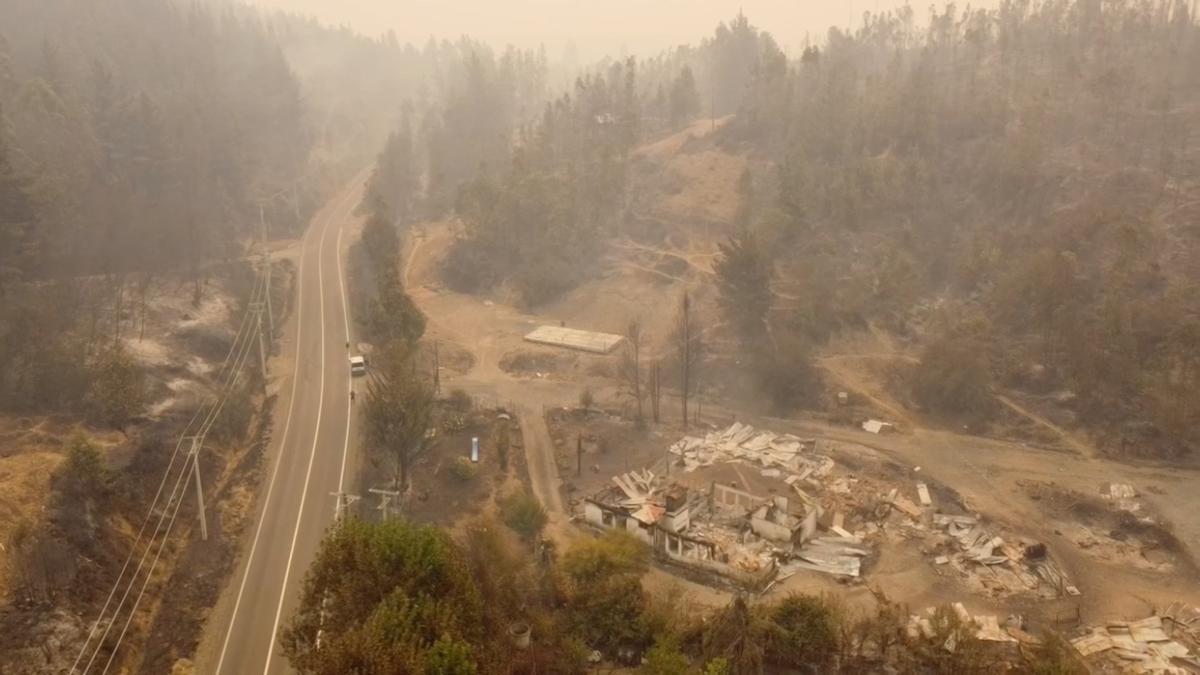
403 228 580 530
816 353 915 425
994 392 1097 459
516 402 566 525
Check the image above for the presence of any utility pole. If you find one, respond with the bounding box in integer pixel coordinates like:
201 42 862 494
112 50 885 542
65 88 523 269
259 205 274 339
681 293 691 430
433 340 440 396
251 301 268 386
187 437 208 541
330 491 361 521
370 488 401 520
263 260 273 341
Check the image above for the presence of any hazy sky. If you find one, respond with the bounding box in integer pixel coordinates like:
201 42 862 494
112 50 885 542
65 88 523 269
252 1 998 59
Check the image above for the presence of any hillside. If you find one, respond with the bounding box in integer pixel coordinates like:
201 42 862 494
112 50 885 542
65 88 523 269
706 2 1200 459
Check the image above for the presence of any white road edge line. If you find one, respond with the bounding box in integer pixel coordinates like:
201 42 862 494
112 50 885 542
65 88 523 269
213 186 352 674
213 224 311 675
260 185 350 673
336 223 352 496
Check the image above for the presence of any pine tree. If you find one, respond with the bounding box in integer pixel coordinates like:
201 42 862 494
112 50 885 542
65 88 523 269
0 125 36 295
713 227 772 345
669 65 701 127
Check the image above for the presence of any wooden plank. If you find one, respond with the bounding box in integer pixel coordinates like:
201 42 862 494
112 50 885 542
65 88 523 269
916 482 933 506
891 495 922 518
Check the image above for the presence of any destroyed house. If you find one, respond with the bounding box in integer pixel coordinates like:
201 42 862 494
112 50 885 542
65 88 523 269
750 496 818 545
709 483 819 546
583 476 810 591
583 485 658 544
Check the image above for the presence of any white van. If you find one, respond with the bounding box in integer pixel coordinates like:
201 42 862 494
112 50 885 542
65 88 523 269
349 355 367 377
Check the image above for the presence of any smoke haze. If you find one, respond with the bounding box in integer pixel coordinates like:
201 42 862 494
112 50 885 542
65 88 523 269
251 0 1000 58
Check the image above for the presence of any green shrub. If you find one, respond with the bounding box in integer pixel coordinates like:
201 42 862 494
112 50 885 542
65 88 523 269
767 594 841 668
641 637 689 675
501 490 547 541
449 456 477 482
423 634 477 675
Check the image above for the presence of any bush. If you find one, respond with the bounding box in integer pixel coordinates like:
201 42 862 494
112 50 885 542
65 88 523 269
570 574 647 654
562 530 648 584
495 424 510 470
423 635 477 675
767 594 841 668
449 456 478 482
441 414 467 434
641 637 689 675
446 388 473 412
578 388 595 410
912 335 993 418
753 334 821 414
703 658 731 675
501 490 547 542
52 433 109 549
58 433 107 499
87 343 146 429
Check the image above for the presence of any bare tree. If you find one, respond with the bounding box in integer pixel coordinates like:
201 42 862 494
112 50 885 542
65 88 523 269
673 292 704 429
651 361 661 423
620 317 645 425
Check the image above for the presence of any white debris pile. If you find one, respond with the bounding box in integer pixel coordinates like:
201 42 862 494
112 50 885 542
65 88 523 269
669 422 825 474
779 533 869 579
1071 607 1200 673
1101 482 1142 513
931 514 1078 599
904 603 1021 645
862 419 895 434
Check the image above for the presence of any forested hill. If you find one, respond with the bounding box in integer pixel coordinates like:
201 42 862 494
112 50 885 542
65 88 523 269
0 0 309 283
710 2 1200 457
0 0 319 417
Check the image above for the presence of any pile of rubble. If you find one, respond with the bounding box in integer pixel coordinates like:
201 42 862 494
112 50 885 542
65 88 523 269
669 422 829 476
905 602 1026 645
778 533 870 580
929 514 1078 599
587 422 1080 603
1102 482 1141 513
1071 605 1200 673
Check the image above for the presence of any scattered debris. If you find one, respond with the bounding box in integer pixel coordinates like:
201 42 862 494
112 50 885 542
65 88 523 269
928 512 1076 600
1070 607 1200 673
1102 482 1142 513
668 422 820 474
862 419 895 434
916 482 933 507
891 494 923 518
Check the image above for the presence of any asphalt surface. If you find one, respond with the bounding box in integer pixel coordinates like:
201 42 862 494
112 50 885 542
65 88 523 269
202 181 360 674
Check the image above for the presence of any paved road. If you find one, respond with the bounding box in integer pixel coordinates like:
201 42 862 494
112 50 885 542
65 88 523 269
199 180 361 674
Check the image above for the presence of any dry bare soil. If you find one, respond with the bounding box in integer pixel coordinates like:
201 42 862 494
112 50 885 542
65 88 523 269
400 119 1200 629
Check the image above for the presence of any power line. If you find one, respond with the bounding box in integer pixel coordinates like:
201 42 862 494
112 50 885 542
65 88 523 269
71 274 266 673
80 278 265 673
72 269 269 674
100 315 263 675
